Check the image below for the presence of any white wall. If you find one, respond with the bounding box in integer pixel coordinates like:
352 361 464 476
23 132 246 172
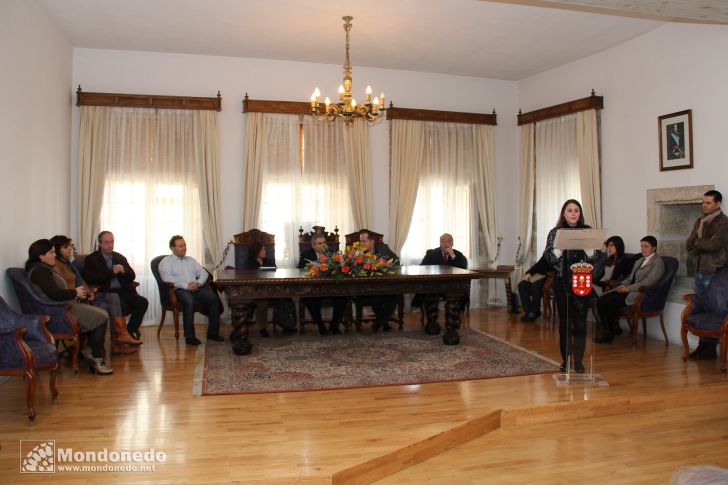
71 49 520 270
518 23 728 343
0 0 72 306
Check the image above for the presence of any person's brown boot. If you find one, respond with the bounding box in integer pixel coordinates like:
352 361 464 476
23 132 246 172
113 317 142 345
112 343 138 355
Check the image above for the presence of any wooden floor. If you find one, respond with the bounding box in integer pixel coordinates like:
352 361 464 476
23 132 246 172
1 308 727 484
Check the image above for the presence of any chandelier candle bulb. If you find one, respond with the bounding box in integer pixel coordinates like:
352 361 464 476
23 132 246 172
365 85 372 102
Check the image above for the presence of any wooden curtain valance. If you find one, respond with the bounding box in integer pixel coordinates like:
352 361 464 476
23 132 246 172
242 95 311 115
76 86 222 111
517 91 603 125
387 106 497 125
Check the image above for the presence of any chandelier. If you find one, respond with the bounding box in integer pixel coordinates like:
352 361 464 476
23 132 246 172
310 16 385 126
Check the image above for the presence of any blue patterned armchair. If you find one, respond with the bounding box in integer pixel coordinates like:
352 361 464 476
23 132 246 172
681 267 728 372
0 296 59 420
619 256 679 345
7 267 81 372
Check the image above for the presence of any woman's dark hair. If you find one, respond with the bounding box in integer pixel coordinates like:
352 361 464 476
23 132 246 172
25 239 54 271
605 235 625 265
50 234 72 259
248 242 264 262
556 199 587 228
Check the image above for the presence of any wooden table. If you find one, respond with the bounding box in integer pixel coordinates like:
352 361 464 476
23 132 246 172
473 266 515 312
215 266 481 354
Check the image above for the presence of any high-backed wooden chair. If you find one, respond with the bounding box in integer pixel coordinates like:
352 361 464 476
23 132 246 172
297 226 352 333
233 229 276 269
344 229 404 331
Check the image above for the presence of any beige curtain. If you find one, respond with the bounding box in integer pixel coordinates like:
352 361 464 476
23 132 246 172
577 109 602 228
473 124 498 266
534 114 580 254
257 114 355 268
388 119 425 254
342 118 372 228
515 123 536 281
77 106 110 253
193 110 223 264
242 112 267 231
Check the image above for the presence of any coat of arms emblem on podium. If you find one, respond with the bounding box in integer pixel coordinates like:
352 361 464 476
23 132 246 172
570 262 593 296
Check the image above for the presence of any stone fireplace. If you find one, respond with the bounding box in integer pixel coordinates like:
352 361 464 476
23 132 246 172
647 185 713 302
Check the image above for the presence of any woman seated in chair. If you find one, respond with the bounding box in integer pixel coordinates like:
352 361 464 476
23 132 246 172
595 236 634 294
50 235 141 355
26 239 113 375
245 243 296 336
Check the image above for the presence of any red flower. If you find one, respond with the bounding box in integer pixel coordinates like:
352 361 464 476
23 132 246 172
363 263 371 270
334 254 342 262
355 256 363 264
341 265 350 273
319 254 327 263
320 264 328 272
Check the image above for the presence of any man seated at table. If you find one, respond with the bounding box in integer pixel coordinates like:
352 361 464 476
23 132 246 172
298 233 347 335
158 235 224 346
413 233 469 335
359 230 399 332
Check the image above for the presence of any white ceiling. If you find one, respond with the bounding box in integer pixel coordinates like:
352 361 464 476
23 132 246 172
35 0 726 80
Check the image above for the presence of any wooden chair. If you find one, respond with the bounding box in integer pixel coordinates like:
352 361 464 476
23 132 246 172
150 256 222 339
681 266 728 371
297 226 353 333
344 229 404 331
7 268 81 373
0 296 59 421
542 272 555 322
619 256 679 345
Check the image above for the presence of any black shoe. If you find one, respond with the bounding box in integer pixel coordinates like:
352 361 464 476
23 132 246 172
612 325 623 336
281 327 297 336
207 334 225 342
595 334 613 344
520 313 531 321
574 362 585 374
559 362 567 372
691 342 718 360
425 322 442 335
259 328 270 338
329 323 342 335
318 323 329 336
185 336 201 346
522 312 539 322
129 330 142 340
381 322 392 332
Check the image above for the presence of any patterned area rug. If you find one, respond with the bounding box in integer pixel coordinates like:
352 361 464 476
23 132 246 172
200 329 558 395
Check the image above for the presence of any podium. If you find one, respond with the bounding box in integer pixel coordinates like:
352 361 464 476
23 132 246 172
552 228 609 387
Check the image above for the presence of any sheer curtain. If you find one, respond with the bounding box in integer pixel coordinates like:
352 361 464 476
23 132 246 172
515 123 536 281
257 114 355 268
534 114 581 254
99 107 205 324
399 121 483 305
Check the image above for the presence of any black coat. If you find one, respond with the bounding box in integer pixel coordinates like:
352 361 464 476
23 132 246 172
297 248 321 269
82 250 137 292
420 248 468 269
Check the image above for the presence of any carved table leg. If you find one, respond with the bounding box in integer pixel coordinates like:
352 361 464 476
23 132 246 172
504 276 515 313
442 299 462 345
424 295 441 335
229 304 255 355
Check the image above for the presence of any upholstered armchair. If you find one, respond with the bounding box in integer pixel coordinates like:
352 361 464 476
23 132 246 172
681 267 728 372
7 268 81 373
150 255 222 339
344 229 404 331
619 256 679 345
0 296 59 420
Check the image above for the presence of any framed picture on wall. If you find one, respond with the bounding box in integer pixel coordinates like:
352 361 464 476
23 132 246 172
658 109 693 171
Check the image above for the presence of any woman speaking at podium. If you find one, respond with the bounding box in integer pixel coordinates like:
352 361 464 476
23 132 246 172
543 199 598 373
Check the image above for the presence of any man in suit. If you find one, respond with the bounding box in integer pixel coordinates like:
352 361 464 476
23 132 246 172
518 255 550 322
83 231 149 341
297 233 347 335
685 189 728 360
595 235 665 343
359 230 399 332
414 233 468 335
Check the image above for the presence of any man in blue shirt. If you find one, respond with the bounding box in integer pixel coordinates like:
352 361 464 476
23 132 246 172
158 235 224 345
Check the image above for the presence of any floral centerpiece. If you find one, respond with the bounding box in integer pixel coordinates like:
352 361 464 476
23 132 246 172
304 242 399 278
